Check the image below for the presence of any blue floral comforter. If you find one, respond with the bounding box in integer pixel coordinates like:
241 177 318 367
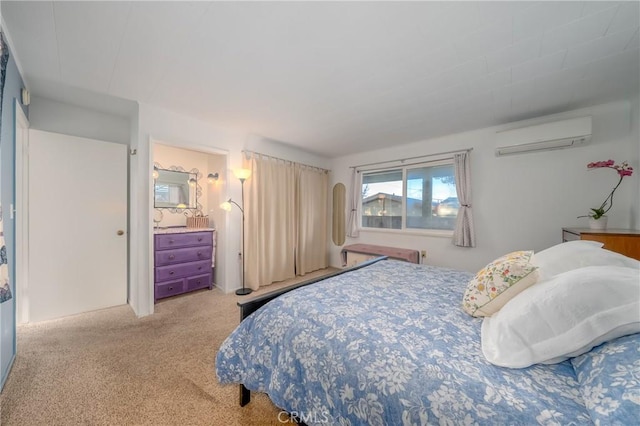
216 260 609 425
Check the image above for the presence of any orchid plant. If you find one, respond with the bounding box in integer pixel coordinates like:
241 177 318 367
578 160 633 220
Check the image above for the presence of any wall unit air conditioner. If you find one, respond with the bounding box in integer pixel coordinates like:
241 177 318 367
495 116 592 156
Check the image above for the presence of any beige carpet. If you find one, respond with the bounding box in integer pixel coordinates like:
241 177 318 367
0 269 337 426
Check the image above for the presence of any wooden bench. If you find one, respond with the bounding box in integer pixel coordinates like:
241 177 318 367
341 244 420 266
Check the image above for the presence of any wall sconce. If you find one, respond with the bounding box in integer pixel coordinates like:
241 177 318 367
152 167 159 180
188 177 197 187
207 173 219 183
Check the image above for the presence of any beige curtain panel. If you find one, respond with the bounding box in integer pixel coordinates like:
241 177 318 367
346 168 360 238
295 165 329 276
244 153 329 289
244 155 296 290
452 152 476 247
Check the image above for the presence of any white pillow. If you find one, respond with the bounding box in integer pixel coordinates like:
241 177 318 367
533 240 639 280
481 265 640 368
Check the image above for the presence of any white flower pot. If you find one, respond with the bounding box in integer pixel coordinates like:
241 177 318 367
588 215 608 230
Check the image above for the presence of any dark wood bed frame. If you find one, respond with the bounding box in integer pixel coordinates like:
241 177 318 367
236 256 388 407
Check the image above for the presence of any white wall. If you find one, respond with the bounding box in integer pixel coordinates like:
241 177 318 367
329 101 639 273
29 96 130 145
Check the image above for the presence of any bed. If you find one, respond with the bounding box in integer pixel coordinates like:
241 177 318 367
216 253 639 425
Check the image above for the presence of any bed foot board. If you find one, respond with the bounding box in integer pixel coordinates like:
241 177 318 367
239 384 251 406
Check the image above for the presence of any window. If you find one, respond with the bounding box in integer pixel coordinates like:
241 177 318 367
360 161 457 231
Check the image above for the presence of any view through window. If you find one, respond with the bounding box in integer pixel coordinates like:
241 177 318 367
361 163 458 231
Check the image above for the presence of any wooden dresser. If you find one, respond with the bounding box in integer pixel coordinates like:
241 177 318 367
154 229 215 301
562 228 640 260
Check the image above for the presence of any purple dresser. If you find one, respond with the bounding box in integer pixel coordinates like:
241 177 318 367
154 229 215 302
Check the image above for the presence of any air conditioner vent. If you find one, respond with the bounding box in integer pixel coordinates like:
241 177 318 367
495 116 592 156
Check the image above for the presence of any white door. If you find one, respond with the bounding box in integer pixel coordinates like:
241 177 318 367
28 130 127 322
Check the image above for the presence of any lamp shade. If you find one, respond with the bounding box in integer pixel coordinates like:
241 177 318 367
233 168 251 181
207 173 219 183
220 201 232 211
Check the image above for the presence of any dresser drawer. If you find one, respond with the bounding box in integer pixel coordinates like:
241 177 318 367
186 273 211 291
155 246 213 266
155 279 185 299
155 232 212 249
155 260 211 282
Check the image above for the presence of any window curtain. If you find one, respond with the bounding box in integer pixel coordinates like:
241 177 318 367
244 155 296 289
295 165 328 275
346 168 360 238
452 152 476 247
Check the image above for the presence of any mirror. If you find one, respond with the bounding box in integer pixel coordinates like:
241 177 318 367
332 183 346 246
154 169 197 209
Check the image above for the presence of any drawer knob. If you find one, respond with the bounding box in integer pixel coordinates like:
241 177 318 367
169 239 174 244
168 286 173 291
197 251 202 256
169 271 174 275
196 280 201 285
198 266 202 270
198 237 203 241
168 254 175 260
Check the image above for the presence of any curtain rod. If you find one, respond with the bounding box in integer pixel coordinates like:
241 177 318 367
349 148 473 170
242 150 330 173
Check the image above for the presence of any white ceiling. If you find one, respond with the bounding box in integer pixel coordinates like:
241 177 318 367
3 1 639 157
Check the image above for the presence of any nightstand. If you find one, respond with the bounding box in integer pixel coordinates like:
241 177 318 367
562 228 640 260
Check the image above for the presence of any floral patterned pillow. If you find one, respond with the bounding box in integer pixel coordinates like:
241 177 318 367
462 251 538 317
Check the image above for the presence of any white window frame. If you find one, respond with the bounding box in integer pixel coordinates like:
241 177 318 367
358 159 456 237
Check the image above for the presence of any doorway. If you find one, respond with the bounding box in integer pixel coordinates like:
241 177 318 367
150 140 228 296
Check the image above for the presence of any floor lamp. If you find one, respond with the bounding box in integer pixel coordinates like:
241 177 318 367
221 168 252 296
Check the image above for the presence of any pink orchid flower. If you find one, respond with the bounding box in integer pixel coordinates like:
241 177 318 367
579 160 634 220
